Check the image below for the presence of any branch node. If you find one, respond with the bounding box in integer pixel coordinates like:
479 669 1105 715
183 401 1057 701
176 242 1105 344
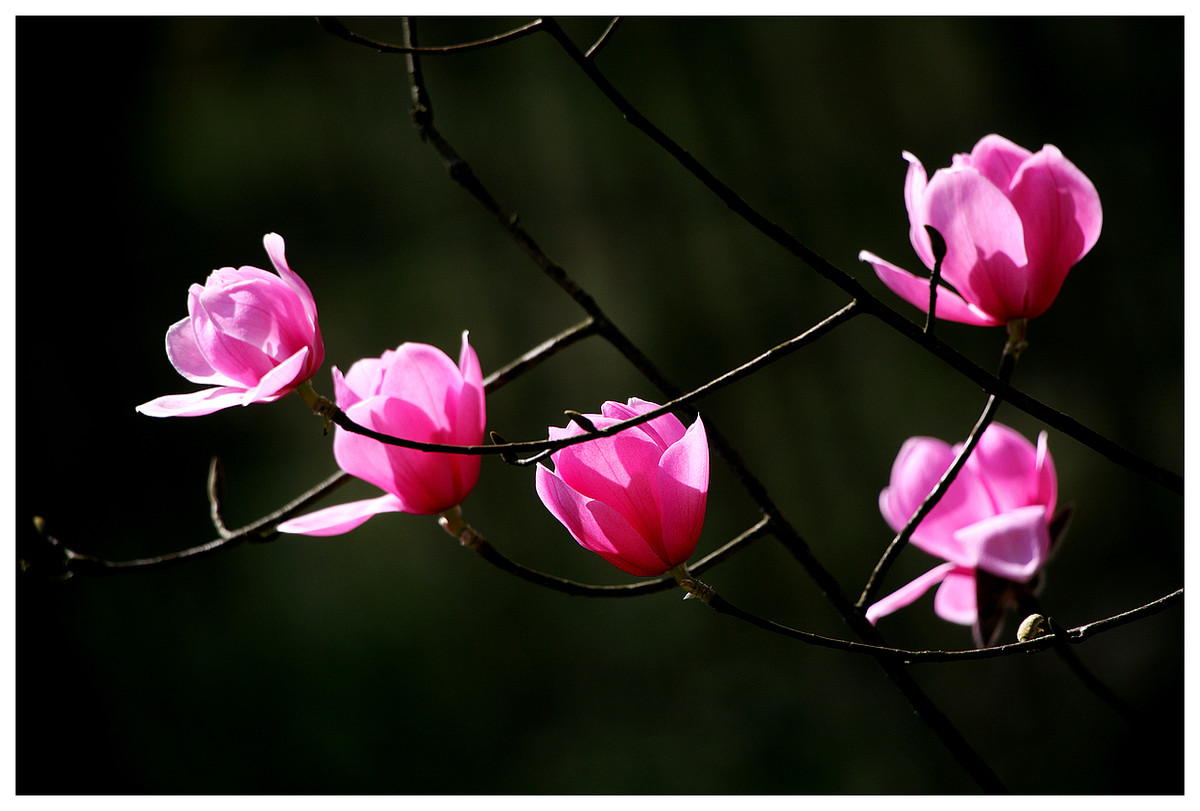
669 563 715 603
563 409 600 433
489 431 520 465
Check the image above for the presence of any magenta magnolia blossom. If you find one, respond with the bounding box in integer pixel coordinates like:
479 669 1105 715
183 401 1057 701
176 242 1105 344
137 233 324 417
535 398 709 577
860 134 1102 326
867 423 1060 644
277 332 485 535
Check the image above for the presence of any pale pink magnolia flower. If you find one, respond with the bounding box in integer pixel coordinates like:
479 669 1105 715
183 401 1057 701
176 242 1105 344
860 134 1102 326
536 398 709 577
136 233 324 417
277 332 485 535
867 423 1063 645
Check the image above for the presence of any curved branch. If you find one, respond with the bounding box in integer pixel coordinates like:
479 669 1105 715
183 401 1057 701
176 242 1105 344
585 17 623 60
34 469 352 577
482 316 599 392
457 515 773 598
317 16 545 55
708 587 1183 664
325 301 862 462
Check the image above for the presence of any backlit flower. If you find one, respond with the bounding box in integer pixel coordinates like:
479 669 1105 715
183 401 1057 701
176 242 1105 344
535 398 708 577
860 134 1102 326
137 233 324 417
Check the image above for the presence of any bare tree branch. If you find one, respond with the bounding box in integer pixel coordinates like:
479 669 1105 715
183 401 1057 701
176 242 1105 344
317 16 544 55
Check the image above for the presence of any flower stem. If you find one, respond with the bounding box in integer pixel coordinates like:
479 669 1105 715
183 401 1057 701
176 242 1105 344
1001 318 1028 379
668 562 715 603
438 505 482 550
295 379 337 433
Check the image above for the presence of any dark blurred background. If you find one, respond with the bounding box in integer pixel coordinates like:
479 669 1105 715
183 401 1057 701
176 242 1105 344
15 17 1183 793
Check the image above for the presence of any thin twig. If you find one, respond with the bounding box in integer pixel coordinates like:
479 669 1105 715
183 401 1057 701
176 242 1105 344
318 16 544 56
706 587 1182 664
326 305 862 461
924 225 948 335
206 456 235 540
482 317 599 393
1046 616 1140 725
43 470 352 576
585 17 623 60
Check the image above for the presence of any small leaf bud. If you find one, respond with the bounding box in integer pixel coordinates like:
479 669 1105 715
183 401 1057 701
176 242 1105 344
1017 613 1048 642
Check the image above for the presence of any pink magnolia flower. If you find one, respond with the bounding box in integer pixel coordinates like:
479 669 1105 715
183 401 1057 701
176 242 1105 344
137 233 324 417
866 423 1061 645
277 332 485 535
535 398 709 577
859 134 1102 326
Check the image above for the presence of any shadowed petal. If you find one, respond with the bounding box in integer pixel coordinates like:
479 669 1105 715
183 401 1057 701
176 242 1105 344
1007 145 1103 317
860 251 1002 326
933 568 979 625
953 505 1050 582
535 465 669 576
866 562 961 624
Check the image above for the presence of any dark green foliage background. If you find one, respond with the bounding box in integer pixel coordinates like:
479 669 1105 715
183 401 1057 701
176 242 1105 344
16 17 1183 793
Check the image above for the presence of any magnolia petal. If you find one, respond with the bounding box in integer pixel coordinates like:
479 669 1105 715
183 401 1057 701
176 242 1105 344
1007 145 1103 318
134 386 254 418
932 568 979 625
602 398 687 449
335 397 464 515
657 417 709 565
922 166 1031 320
455 331 487 442
377 343 465 433
966 423 1042 514
535 465 669 577
263 232 321 326
243 346 311 402
902 151 936 269
164 315 234 386
966 134 1032 192
275 493 406 536
1035 431 1058 517
953 504 1050 582
190 287 278 387
337 354 389 407
552 428 665 547
859 251 1002 326
865 561 960 624
879 436 998 556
